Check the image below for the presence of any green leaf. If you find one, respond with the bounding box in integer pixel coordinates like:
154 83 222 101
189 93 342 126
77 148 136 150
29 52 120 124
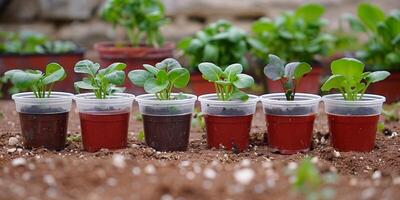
187 38 203 53
224 63 243 80
156 70 168 83
74 60 100 76
229 90 249 101
321 74 346 91
144 78 169 93
264 54 284 80
43 63 66 85
74 81 99 90
104 71 125 85
198 62 223 81
99 62 126 75
155 58 182 70
293 62 312 79
128 70 152 87
357 3 385 32
143 64 160 74
366 71 390 83
8 70 42 89
331 58 364 77
295 3 325 23
203 44 219 63
251 18 275 34
168 68 190 88
233 74 254 89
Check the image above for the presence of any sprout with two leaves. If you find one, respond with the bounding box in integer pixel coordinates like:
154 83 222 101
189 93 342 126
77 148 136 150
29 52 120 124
264 54 312 101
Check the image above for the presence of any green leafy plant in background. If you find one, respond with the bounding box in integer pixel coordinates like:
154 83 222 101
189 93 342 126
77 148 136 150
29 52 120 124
264 54 312 100
321 58 390 100
100 0 168 47
74 60 127 99
199 62 254 101
129 58 190 100
249 3 334 64
178 20 250 72
287 157 337 200
347 3 400 71
4 63 66 98
0 31 78 54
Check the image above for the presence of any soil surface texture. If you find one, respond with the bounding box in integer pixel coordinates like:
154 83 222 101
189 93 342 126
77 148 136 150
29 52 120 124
0 101 399 200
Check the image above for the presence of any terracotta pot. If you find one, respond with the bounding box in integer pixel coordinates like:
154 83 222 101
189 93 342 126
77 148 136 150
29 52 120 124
368 71 400 103
323 94 385 152
190 73 214 96
266 66 323 94
0 51 84 98
94 41 174 95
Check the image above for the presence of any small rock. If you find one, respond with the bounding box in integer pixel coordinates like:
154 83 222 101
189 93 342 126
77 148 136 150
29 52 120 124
160 194 174 200
203 168 216 179
144 164 156 175
240 159 251 167
106 177 117 186
234 168 255 185
287 162 298 171
333 150 341 158
392 176 400 185
112 154 126 169
43 174 56 186
372 171 381 180
11 157 26 167
186 171 196 180
7 148 17 153
131 144 139 148
311 156 319 164
132 167 141 176
361 188 375 199
8 137 19 146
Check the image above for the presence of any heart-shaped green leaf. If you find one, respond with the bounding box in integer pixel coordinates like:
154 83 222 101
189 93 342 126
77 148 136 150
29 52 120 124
321 74 346 91
366 71 390 83
198 62 222 81
331 58 364 77
99 62 126 75
144 78 169 94
143 64 160 74
233 74 254 89
224 63 243 81
104 71 125 85
74 60 100 76
43 63 66 84
264 54 284 80
128 70 152 87
155 58 182 70
168 68 190 88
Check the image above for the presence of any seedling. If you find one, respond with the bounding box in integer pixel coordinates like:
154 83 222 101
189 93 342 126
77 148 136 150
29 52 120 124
288 158 337 200
100 0 168 47
66 134 82 143
128 58 190 100
137 130 145 142
74 60 127 99
321 58 390 100
192 109 205 131
4 63 66 98
264 54 312 101
198 62 254 101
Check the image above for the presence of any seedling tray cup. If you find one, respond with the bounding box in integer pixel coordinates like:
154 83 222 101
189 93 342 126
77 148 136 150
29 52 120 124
136 93 196 152
198 94 259 151
12 92 74 150
261 93 321 154
323 94 385 152
74 93 135 152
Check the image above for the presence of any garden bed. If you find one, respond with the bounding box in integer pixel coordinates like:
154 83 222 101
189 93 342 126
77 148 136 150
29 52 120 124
0 100 399 200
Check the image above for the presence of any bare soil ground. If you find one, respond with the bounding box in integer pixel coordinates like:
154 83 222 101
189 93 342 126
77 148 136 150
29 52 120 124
0 100 399 200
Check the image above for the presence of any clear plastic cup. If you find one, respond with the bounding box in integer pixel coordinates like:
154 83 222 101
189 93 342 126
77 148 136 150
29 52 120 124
135 93 197 116
198 94 259 116
74 93 135 113
12 92 74 114
260 93 321 116
322 94 385 115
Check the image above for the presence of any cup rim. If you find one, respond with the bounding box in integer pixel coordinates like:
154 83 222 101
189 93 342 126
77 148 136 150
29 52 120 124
135 93 197 105
12 92 74 102
260 93 321 105
322 94 386 105
198 93 259 105
74 93 135 103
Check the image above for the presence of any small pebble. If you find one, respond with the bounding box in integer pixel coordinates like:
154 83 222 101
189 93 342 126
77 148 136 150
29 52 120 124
144 164 156 175
203 168 216 179
160 194 174 200
132 167 141 176
392 177 400 185
43 174 56 186
112 154 126 169
311 156 319 164
7 148 16 153
11 157 26 167
240 159 251 167
372 171 381 180
8 137 19 146
234 168 255 185
287 162 298 171
333 150 341 158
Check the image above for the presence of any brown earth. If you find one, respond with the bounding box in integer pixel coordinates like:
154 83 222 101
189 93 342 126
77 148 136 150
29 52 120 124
0 100 399 200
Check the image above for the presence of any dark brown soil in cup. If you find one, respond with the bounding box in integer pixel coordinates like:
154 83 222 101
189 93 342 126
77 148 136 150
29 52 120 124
142 114 191 151
19 112 69 150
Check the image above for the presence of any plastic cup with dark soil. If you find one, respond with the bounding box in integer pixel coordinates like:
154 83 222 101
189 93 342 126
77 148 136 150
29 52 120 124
136 93 197 152
198 94 259 152
74 93 135 152
261 93 321 155
323 94 385 152
12 92 74 150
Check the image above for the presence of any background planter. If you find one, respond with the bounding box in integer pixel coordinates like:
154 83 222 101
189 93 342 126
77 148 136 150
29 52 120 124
367 71 400 103
136 93 196 152
323 94 385 152
94 41 174 95
12 92 73 150
190 73 214 96
198 94 258 151
74 93 135 152
0 51 84 97
261 93 321 154
266 66 323 94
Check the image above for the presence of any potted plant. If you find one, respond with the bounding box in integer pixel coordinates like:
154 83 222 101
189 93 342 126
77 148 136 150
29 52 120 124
74 60 135 152
346 3 400 103
5 63 73 150
321 58 390 152
178 20 250 96
249 3 334 94
197 62 258 151
129 58 196 151
0 31 84 96
261 54 321 154
96 0 173 94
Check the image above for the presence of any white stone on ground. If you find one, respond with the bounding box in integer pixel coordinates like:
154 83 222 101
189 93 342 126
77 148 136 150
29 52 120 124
234 168 255 185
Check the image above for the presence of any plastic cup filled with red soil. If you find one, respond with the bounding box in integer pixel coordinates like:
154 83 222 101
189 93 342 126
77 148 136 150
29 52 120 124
261 93 321 155
136 93 197 152
323 94 385 152
198 94 259 152
12 92 74 150
74 93 135 152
